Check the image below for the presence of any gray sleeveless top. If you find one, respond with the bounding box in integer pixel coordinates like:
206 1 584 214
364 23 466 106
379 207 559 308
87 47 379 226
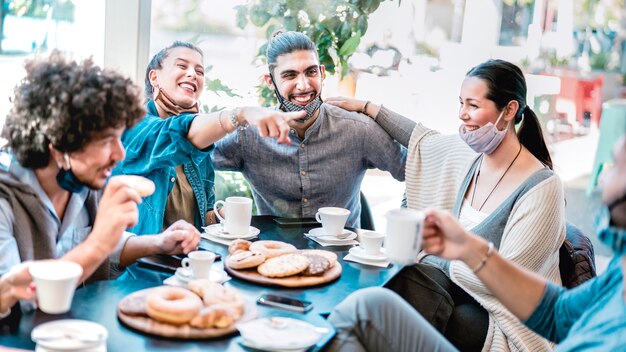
423 156 554 273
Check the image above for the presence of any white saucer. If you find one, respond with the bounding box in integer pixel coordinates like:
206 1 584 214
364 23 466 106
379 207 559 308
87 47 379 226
31 319 107 350
202 224 260 240
175 267 228 283
349 246 387 261
237 317 322 351
307 228 357 243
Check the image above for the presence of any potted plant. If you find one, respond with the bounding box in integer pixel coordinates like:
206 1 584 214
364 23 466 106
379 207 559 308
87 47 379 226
235 0 394 106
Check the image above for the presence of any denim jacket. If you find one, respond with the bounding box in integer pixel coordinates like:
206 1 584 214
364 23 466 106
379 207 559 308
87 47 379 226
112 100 215 235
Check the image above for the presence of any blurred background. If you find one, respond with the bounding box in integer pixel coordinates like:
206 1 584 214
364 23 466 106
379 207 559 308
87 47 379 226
0 0 622 271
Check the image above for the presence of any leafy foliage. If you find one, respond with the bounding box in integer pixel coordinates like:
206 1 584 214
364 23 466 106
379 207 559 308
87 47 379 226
235 0 393 106
215 171 257 214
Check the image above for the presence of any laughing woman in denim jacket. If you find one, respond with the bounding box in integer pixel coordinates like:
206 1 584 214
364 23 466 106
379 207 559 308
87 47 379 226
113 41 304 235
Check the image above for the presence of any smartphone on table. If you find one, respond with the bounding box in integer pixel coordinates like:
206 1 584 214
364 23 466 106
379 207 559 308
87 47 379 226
137 251 221 273
257 294 313 313
273 217 319 228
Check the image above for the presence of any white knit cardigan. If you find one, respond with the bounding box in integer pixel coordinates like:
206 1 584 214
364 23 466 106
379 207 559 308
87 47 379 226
406 123 565 352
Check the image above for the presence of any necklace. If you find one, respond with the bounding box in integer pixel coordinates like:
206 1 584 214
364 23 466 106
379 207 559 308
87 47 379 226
471 143 523 212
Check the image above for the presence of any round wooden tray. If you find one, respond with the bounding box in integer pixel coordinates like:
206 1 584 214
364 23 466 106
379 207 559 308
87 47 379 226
224 259 342 288
117 287 257 339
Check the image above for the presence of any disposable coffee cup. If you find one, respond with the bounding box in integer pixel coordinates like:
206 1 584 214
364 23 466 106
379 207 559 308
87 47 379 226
315 207 350 236
29 260 83 314
181 251 216 279
384 209 424 265
214 196 253 236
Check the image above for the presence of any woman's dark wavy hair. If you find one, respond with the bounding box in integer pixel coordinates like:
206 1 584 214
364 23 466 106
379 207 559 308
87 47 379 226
466 59 553 169
144 41 203 100
2 50 145 169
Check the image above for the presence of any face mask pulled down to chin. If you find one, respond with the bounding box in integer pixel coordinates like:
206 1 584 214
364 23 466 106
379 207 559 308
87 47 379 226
154 88 199 116
270 73 322 123
56 153 85 193
458 110 508 154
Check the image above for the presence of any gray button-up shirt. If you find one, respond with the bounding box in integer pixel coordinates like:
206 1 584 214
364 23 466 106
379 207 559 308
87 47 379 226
212 104 407 227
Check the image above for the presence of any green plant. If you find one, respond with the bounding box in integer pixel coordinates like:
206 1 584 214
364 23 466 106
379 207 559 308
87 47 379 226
199 65 242 113
414 41 438 58
215 171 257 214
589 51 610 71
235 0 395 106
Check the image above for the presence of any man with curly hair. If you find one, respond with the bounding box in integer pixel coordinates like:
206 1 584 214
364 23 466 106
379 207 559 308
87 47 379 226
0 51 201 322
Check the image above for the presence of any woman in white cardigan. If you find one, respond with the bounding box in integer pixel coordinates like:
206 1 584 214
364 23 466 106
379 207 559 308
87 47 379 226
326 59 565 351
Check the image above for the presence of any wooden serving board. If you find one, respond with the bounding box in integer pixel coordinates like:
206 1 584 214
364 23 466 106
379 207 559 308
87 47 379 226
224 260 342 288
117 287 257 339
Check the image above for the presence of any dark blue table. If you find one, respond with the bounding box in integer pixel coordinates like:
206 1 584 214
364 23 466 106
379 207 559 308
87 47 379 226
0 216 401 351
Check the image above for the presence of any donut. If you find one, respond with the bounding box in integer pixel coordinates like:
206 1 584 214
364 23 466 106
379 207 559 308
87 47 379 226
187 280 245 320
249 240 296 259
113 175 155 197
226 250 266 269
228 239 252 255
190 305 235 329
118 294 148 316
145 286 203 325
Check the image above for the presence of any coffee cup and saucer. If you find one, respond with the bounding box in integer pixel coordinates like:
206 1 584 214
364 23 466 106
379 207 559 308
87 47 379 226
350 230 387 261
203 224 260 240
173 251 227 283
307 228 357 242
174 267 227 283
203 197 260 240
307 207 356 243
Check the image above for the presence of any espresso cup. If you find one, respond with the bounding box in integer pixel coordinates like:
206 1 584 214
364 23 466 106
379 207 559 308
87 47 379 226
384 208 424 265
315 207 350 236
214 196 253 236
359 230 386 255
181 251 216 279
28 260 83 314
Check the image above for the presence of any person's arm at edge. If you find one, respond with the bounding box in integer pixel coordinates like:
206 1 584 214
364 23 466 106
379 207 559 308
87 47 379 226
425 209 546 320
117 220 200 267
459 235 547 320
325 98 416 147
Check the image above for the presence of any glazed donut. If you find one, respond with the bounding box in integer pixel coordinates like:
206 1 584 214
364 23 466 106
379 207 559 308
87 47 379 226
228 239 252 255
145 286 203 325
226 250 265 269
249 240 296 259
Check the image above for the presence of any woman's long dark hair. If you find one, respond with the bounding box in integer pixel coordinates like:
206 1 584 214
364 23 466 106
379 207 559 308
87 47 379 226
466 59 553 169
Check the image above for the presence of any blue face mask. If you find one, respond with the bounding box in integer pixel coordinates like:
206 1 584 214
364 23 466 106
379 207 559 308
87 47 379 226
56 153 85 193
594 192 626 257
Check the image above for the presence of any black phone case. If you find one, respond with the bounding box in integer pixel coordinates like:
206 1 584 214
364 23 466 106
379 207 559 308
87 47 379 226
273 217 319 228
137 251 221 273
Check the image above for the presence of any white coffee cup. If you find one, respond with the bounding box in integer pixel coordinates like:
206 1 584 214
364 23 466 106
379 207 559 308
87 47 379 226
214 196 253 236
384 208 424 265
315 207 350 236
181 251 216 279
359 230 386 255
29 260 83 314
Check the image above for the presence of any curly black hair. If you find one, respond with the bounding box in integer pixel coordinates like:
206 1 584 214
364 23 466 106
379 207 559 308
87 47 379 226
2 50 146 169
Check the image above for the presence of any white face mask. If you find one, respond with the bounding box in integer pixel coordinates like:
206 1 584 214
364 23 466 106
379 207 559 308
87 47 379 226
458 110 507 154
